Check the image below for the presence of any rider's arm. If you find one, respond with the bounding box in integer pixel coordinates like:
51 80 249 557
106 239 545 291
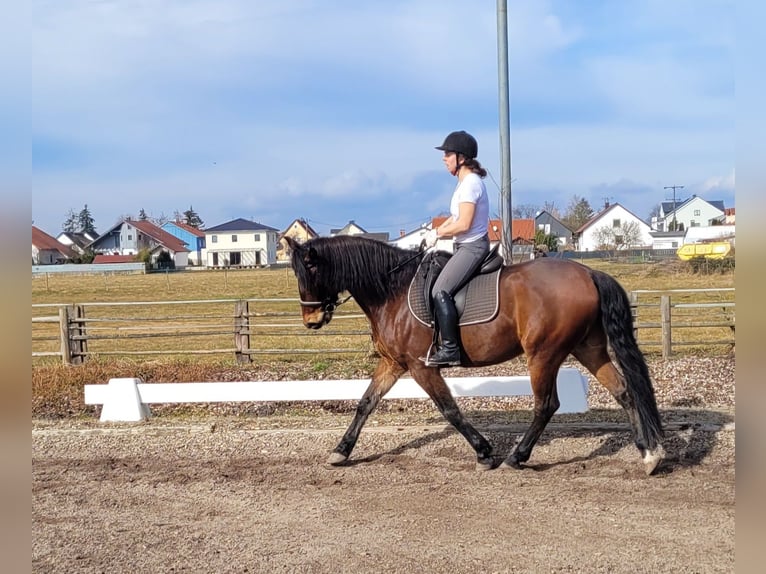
436 202 475 238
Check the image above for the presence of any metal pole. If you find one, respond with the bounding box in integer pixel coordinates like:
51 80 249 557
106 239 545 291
497 0 513 264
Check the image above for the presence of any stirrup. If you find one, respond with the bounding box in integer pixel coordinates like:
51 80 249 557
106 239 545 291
421 346 461 367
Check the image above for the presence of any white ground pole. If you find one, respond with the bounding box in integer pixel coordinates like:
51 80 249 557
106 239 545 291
84 368 589 423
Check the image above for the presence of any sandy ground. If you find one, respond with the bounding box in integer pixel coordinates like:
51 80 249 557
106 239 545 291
33 408 735 574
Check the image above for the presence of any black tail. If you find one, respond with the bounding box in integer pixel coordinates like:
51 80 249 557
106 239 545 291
590 269 664 448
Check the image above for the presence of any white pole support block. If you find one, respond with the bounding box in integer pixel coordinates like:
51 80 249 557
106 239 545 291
96 378 151 422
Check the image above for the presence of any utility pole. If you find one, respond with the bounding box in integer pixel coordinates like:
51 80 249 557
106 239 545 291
497 0 513 264
664 185 684 231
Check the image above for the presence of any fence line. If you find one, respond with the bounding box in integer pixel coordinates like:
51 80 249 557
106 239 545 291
33 290 735 364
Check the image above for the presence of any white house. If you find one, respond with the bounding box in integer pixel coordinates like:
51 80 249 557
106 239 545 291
204 218 280 267
653 196 725 231
575 203 653 252
86 219 190 268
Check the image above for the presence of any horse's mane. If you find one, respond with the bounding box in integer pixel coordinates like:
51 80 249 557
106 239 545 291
291 235 421 307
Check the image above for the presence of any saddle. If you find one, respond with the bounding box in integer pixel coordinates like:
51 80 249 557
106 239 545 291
407 244 503 327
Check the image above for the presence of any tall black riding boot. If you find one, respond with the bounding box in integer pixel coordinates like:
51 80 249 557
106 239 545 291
425 291 462 367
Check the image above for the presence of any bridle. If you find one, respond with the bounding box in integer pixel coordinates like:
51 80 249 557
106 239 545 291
298 294 353 315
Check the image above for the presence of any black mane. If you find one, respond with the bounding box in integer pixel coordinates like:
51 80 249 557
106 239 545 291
290 235 422 307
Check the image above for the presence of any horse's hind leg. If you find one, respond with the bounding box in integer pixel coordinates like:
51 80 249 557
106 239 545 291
328 358 406 465
410 365 494 470
572 342 663 475
500 355 562 469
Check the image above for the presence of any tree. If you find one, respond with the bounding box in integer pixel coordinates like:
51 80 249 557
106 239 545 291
592 221 644 251
648 203 661 222
151 212 170 226
562 195 594 231
182 206 204 228
541 201 561 219
61 209 78 233
138 208 149 221
512 204 539 219
77 204 97 235
534 228 559 252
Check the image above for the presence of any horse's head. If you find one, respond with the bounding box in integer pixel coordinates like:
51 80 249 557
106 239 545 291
285 236 340 329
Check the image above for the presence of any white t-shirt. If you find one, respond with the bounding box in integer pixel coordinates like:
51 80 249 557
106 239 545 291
449 172 489 243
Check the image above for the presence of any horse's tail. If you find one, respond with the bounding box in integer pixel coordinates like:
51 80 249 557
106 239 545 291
589 269 664 448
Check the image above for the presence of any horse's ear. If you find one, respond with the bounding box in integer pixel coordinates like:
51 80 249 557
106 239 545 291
284 236 300 254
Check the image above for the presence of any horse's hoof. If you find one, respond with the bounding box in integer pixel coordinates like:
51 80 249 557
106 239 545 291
475 458 494 472
498 460 522 470
643 447 664 475
327 452 348 466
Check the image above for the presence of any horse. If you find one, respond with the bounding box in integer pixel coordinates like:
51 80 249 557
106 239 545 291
284 235 664 475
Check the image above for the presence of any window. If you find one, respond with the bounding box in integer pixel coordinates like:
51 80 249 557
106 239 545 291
694 209 701 216
127 234 132 241
254 233 261 242
612 219 621 228
211 235 218 243
690 221 698 227
232 235 238 243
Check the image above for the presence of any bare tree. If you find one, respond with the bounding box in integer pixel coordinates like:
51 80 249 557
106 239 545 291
512 203 539 219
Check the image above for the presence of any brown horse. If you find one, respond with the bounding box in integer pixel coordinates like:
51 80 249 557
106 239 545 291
285 235 664 475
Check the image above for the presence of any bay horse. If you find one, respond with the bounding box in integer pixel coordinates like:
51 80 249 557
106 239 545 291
285 235 664 475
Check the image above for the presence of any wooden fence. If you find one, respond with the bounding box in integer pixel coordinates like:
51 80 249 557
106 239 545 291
32 289 735 364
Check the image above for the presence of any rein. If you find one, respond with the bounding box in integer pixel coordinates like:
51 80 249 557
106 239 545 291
388 246 429 275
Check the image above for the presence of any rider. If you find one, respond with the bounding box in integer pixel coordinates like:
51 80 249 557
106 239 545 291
422 130 490 367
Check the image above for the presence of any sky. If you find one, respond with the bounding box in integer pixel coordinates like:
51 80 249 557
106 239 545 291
30 0 734 239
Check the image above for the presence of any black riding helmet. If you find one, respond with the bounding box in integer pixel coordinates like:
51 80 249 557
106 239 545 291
435 130 478 159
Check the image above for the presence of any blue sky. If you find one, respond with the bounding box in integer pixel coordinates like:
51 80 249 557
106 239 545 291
31 0 734 238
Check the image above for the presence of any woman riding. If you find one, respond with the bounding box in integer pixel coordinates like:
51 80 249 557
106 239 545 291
422 130 490 367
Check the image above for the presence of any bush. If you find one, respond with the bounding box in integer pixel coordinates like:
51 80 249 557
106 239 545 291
687 256 735 274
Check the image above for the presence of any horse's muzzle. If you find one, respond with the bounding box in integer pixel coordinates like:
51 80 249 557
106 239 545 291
303 309 332 329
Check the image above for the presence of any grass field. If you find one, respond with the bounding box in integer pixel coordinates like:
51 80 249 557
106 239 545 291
31 257 735 418
32 258 735 361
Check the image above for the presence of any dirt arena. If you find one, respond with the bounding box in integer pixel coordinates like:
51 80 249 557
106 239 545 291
33 406 734 573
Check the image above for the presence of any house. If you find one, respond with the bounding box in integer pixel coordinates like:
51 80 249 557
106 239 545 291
162 221 206 266
32 226 77 264
56 231 98 255
653 195 725 231
277 218 320 262
330 220 367 236
574 202 653 251
330 220 389 242
534 210 573 247
204 218 280 267
87 219 190 268
648 230 686 250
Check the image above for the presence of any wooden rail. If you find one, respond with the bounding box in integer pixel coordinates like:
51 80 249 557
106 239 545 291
32 290 735 364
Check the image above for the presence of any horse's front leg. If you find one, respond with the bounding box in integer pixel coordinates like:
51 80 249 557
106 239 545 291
328 358 406 465
410 364 495 470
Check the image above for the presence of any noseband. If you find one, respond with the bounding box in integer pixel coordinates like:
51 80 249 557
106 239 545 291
298 294 352 314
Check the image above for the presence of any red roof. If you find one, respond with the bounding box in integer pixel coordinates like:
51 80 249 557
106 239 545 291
32 226 77 259
92 254 138 264
129 220 190 252
167 220 206 237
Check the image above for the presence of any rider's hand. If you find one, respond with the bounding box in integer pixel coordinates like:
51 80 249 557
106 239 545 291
424 229 438 248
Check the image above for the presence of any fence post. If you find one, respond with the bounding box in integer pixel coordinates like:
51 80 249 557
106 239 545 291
629 291 638 341
58 306 72 365
71 305 87 365
660 295 672 359
234 300 252 364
